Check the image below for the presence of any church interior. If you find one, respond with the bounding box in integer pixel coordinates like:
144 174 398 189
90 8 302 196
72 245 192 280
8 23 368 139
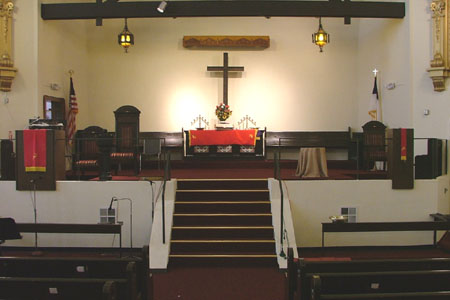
1 0 450 299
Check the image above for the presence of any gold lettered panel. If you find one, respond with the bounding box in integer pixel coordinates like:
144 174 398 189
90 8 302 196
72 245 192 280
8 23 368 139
183 36 270 49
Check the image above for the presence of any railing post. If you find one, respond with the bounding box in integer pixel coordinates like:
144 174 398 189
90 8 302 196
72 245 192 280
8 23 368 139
274 146 286 258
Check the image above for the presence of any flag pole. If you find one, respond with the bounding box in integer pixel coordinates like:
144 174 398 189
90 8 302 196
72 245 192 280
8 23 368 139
372 68 382 122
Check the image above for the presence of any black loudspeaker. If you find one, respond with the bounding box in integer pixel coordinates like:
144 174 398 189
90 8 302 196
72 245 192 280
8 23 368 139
428 138 442 178
415 155 432 179
0 140 15 180
415 139 443 180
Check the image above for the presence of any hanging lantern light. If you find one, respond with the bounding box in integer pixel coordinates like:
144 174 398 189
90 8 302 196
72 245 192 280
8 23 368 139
312 17 330 52
118 18 134 53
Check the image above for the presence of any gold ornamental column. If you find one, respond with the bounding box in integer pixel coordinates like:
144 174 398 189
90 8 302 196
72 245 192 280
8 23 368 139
428 0 449 92
0 0 17 92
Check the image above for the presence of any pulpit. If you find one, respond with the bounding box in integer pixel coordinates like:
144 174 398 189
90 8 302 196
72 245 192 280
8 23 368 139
15 129 65 191
0 139 15 180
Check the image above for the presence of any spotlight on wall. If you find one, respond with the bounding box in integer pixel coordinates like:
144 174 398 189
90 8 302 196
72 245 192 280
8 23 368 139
118 18 134 53
157 1 168 13
312 17 330 53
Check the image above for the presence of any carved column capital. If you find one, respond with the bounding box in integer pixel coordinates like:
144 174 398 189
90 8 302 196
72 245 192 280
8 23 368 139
0 0 16 92
431 0 445 17
428 0 449 91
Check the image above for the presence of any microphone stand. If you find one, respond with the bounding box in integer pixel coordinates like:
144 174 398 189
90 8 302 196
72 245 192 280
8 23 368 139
30 177 43 256
109 197 133 255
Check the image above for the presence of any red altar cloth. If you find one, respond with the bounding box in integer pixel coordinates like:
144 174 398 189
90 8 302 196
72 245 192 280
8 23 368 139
189 129 258 146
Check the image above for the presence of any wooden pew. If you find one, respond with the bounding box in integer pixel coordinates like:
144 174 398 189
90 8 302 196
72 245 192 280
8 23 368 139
299 258 450 300
15 223 123 254
321 220 450 247
286 248 300 300
0 277 122 300
0 256 147 300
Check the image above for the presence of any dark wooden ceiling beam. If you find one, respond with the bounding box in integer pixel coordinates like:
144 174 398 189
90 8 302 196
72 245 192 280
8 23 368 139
41 1 405 21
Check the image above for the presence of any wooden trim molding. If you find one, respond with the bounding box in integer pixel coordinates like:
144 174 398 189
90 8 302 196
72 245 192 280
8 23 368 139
0 0 17 92
428 0 449 92
183 36 270 49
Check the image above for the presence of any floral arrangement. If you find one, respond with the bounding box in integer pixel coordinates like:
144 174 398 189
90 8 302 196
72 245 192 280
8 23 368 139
215 103 232 121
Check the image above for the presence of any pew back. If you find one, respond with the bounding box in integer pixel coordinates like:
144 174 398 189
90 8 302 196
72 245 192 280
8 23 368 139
0 277 123 300
0 256 147 300
299 258 450 300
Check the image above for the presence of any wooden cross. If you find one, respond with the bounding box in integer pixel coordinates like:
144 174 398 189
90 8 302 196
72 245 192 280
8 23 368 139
207 52 244 106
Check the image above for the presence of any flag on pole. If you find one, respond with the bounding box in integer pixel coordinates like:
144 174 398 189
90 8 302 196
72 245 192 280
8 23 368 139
66 77 78 145
368 76 379 121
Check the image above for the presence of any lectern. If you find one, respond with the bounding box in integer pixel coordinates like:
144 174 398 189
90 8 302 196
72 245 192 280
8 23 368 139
15 130 65 191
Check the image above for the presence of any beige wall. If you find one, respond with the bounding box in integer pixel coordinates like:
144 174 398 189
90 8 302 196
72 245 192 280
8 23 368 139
0 1 448 247
286 176 449 247
2 1 448 139
0 1 448 139
0 0 39 138
85 17 359 132
0 177 447 248
410 1 450 140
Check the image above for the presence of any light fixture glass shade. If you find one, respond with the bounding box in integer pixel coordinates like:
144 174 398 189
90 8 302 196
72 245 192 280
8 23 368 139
157 1 167 13
312 18 330 52
118 18 134 53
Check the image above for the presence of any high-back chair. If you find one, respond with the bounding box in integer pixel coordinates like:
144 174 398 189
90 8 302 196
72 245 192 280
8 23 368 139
362 120 387 170
73 126 107 176
111 105 141 174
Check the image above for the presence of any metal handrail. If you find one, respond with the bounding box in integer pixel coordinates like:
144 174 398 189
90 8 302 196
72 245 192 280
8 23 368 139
274 148 286 258
161 151 171 244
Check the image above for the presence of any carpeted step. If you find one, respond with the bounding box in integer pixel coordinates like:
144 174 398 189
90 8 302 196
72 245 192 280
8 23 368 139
168 254 278 267
170 240 276 254
172 214 273 226
176 190 270 202
171 226 275 240
169 178 277 268
177 179 268 190
174 201 271 214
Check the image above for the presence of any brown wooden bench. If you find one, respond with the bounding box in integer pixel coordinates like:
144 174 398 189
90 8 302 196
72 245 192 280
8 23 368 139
299 258 450 300
0 256 147 300
16 223 123 253
321 221 450 247
0 277 123 300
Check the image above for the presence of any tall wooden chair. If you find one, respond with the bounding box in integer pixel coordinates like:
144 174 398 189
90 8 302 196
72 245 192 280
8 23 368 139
111 105 141 174
73 126 107 176
362 120 387 170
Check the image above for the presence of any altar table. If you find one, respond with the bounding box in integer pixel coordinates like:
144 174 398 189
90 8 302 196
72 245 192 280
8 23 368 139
189 129 257 146
296 147 328 178
184 129 265 158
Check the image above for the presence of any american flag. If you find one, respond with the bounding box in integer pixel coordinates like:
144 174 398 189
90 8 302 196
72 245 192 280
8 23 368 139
66 77 78 145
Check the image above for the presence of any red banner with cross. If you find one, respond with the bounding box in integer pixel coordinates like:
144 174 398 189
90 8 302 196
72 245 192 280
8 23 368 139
23 129 47 172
